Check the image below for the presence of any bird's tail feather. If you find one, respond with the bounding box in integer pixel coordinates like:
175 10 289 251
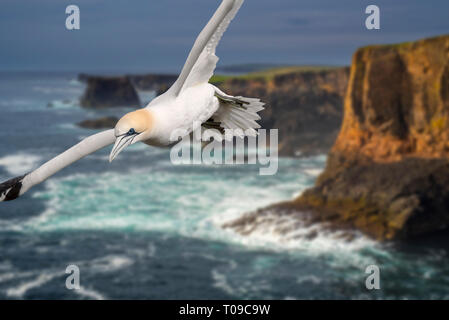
209 87 265 137
0 174 27 202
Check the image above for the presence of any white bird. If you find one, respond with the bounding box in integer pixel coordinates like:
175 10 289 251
0 0 264 202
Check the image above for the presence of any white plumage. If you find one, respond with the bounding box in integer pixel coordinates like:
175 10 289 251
0 0 264 202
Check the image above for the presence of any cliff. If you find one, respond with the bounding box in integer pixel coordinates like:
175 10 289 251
226 35 449 241
80 76 140 108
216 67 349 156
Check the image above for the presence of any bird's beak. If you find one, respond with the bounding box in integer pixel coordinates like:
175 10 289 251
109 134 137 162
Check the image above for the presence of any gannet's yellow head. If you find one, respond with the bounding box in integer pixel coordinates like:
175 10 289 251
109 109 153 162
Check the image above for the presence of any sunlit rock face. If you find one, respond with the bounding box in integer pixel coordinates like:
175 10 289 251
299 35 449 241
228 35 449 241
334 34 449 161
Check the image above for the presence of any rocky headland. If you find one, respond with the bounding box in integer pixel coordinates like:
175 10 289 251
225 34 449 241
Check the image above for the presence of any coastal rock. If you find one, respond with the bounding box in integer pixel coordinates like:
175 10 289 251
80 76 140 108
217 67 349 156
227 35 449 241
77 116 118 129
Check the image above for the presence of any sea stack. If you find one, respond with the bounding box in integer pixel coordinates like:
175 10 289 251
80 76 140 108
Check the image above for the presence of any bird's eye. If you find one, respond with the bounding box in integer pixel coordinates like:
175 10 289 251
127 128 136 135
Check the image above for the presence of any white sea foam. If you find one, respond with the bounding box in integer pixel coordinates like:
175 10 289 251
0 268 36 285
69 79 82 86
3 253 134 298
211 260 247 297
16 154 379 266
3 255 127 299
296 274 322 285
211 270 235 296
0 153 41 177
6 272 59 298
211 263 272 298
0 273 19 283
57 123 77 130
303 168 323 177
47 99 78 109
28 164 302 234
74 286 106 300
88 255 134 273
216 209 378 261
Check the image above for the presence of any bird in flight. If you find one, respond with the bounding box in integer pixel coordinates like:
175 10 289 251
0 0 264 202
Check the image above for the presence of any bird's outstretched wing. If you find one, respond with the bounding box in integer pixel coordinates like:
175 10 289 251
167 0 244 97
0 130 115 202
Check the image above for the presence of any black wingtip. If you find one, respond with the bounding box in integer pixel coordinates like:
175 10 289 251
0 174 26 201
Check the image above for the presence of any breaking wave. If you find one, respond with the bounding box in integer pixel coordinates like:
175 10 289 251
1 154 378 261
0 153 42 177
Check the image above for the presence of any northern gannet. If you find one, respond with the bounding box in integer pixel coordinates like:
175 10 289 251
0 0 264 202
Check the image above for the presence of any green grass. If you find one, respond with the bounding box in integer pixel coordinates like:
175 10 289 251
360 34 449 51
210 65 341 84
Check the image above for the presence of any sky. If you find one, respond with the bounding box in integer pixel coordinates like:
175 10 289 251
0 0 448 73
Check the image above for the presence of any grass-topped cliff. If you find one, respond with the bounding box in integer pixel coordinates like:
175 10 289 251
210 65 340 84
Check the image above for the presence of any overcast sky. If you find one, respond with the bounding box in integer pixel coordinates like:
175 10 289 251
1 0 448 73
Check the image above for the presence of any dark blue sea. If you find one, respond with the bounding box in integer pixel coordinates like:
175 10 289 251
0 72 448 299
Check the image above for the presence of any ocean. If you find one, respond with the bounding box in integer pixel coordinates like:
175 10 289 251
0 72 448 299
